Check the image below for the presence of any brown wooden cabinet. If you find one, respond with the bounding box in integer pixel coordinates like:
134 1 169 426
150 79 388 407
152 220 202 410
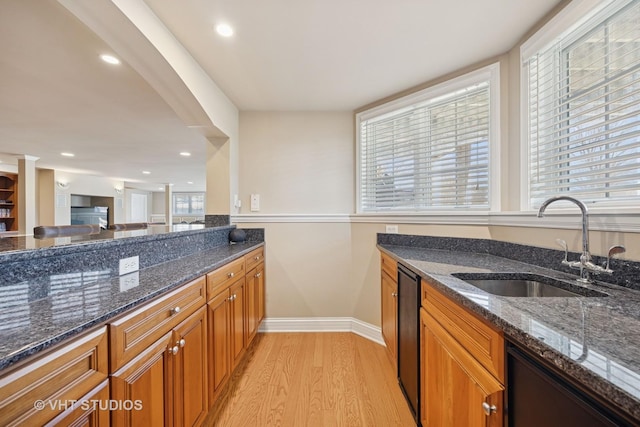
110 278 208 427
229 278 246 369
111 307 208 427
111 331 173 426
45 380 110 427
172 306 208 427
207 288 232 405
0 327 109 426
109 276 207 372
380 252 398 362
245 251 265 346
0 246 265 426
205 276 246 406
206 245 266 407
420 279 504 427
0 173 18 233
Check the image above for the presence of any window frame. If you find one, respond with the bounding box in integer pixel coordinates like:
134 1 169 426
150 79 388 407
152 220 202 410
355 63 501 215
172 192 206 216
519 0 640 211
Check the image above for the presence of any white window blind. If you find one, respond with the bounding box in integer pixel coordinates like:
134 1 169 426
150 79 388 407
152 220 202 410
526 0 640 208
359 79 492 212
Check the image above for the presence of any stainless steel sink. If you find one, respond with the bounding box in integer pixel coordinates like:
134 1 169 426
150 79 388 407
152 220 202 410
451 273 608 298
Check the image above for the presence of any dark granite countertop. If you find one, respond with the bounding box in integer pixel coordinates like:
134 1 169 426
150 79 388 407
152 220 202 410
0 241 264 371
0 224 209 257
379 243 640 421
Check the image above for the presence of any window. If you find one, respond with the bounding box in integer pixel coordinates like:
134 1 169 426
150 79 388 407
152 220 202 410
524 0 640 209
357 65 499 213
172 193 205 215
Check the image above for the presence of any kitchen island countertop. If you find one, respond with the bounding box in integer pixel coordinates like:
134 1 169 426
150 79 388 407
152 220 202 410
0 240 263 371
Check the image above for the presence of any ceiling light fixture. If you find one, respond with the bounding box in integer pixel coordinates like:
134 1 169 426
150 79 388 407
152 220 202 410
56 180 70 190
100 54 121 65
61 152 75 157
187 181 194 184
180 152 191 157
216 23 234 37
142 170 151 175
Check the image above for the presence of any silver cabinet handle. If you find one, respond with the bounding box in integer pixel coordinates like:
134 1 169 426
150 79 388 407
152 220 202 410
482 402 497 416
254 256 260 261
170 345 179 355
179 339 186 348
170 306 181 315
391 292 398 297
255 272 262 278
228 272 235 278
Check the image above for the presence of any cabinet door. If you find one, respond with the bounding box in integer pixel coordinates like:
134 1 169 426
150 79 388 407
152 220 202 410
256 263 265 324
111 332 174 427
421 309 503 427
245 264 264 345
0 327 108 427
173 307 208 427
381 271 398 362
45 379 110 427
229 278 246 369
208 289 231 406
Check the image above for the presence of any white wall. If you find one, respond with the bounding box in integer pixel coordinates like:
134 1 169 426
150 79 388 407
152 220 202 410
238 112 354 214
236 69 640 328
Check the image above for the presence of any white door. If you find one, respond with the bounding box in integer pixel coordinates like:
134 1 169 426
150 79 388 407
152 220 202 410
131 193 147 223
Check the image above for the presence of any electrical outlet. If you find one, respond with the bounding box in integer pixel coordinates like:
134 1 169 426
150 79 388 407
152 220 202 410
119 255 139 276
385 224 399 234
119 271 140 291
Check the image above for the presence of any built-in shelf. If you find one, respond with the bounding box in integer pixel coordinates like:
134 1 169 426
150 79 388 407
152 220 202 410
0 174 18 232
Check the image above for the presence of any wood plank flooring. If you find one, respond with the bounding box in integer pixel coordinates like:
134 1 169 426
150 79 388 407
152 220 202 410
204 332 416 427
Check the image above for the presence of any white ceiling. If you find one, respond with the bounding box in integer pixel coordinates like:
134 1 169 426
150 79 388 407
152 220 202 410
145 0 564 111
0 0 564 192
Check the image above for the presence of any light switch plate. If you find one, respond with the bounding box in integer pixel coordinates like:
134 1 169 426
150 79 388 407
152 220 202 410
250 194 260 212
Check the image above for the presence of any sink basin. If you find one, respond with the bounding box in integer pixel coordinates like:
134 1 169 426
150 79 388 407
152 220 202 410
451 273 608 298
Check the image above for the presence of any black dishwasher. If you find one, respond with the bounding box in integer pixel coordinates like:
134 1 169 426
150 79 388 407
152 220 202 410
397 263 420 425
507 341 635 426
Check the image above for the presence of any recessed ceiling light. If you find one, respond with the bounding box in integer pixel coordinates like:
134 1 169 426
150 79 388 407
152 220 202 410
61 152 75 157
216 23 234 37
158 187 164 191
100 54 121 65
142 170 151 175
187 181 194 184
180 152 191 157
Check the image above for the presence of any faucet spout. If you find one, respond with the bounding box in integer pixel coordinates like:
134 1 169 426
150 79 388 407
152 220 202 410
537 196 591 282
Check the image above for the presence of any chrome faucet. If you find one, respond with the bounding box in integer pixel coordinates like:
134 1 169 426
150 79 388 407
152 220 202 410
537 196 625 283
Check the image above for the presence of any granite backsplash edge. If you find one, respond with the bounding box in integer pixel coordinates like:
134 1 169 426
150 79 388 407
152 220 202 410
377 233 640 291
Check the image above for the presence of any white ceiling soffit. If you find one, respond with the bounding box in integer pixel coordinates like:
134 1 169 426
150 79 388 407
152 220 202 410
144 0 565 111
0 0 217 192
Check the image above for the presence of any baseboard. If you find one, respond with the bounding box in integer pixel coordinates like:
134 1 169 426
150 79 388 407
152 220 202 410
258 317 385 346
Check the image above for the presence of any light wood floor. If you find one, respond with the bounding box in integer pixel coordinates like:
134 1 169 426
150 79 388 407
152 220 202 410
204 332 416 427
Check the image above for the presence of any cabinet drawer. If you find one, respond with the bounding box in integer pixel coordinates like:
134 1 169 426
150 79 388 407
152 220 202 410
0 326 108 427
381 252 397 282
245 247 264 272
207 257 245 300
424 280 504 382
109 276 206 372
